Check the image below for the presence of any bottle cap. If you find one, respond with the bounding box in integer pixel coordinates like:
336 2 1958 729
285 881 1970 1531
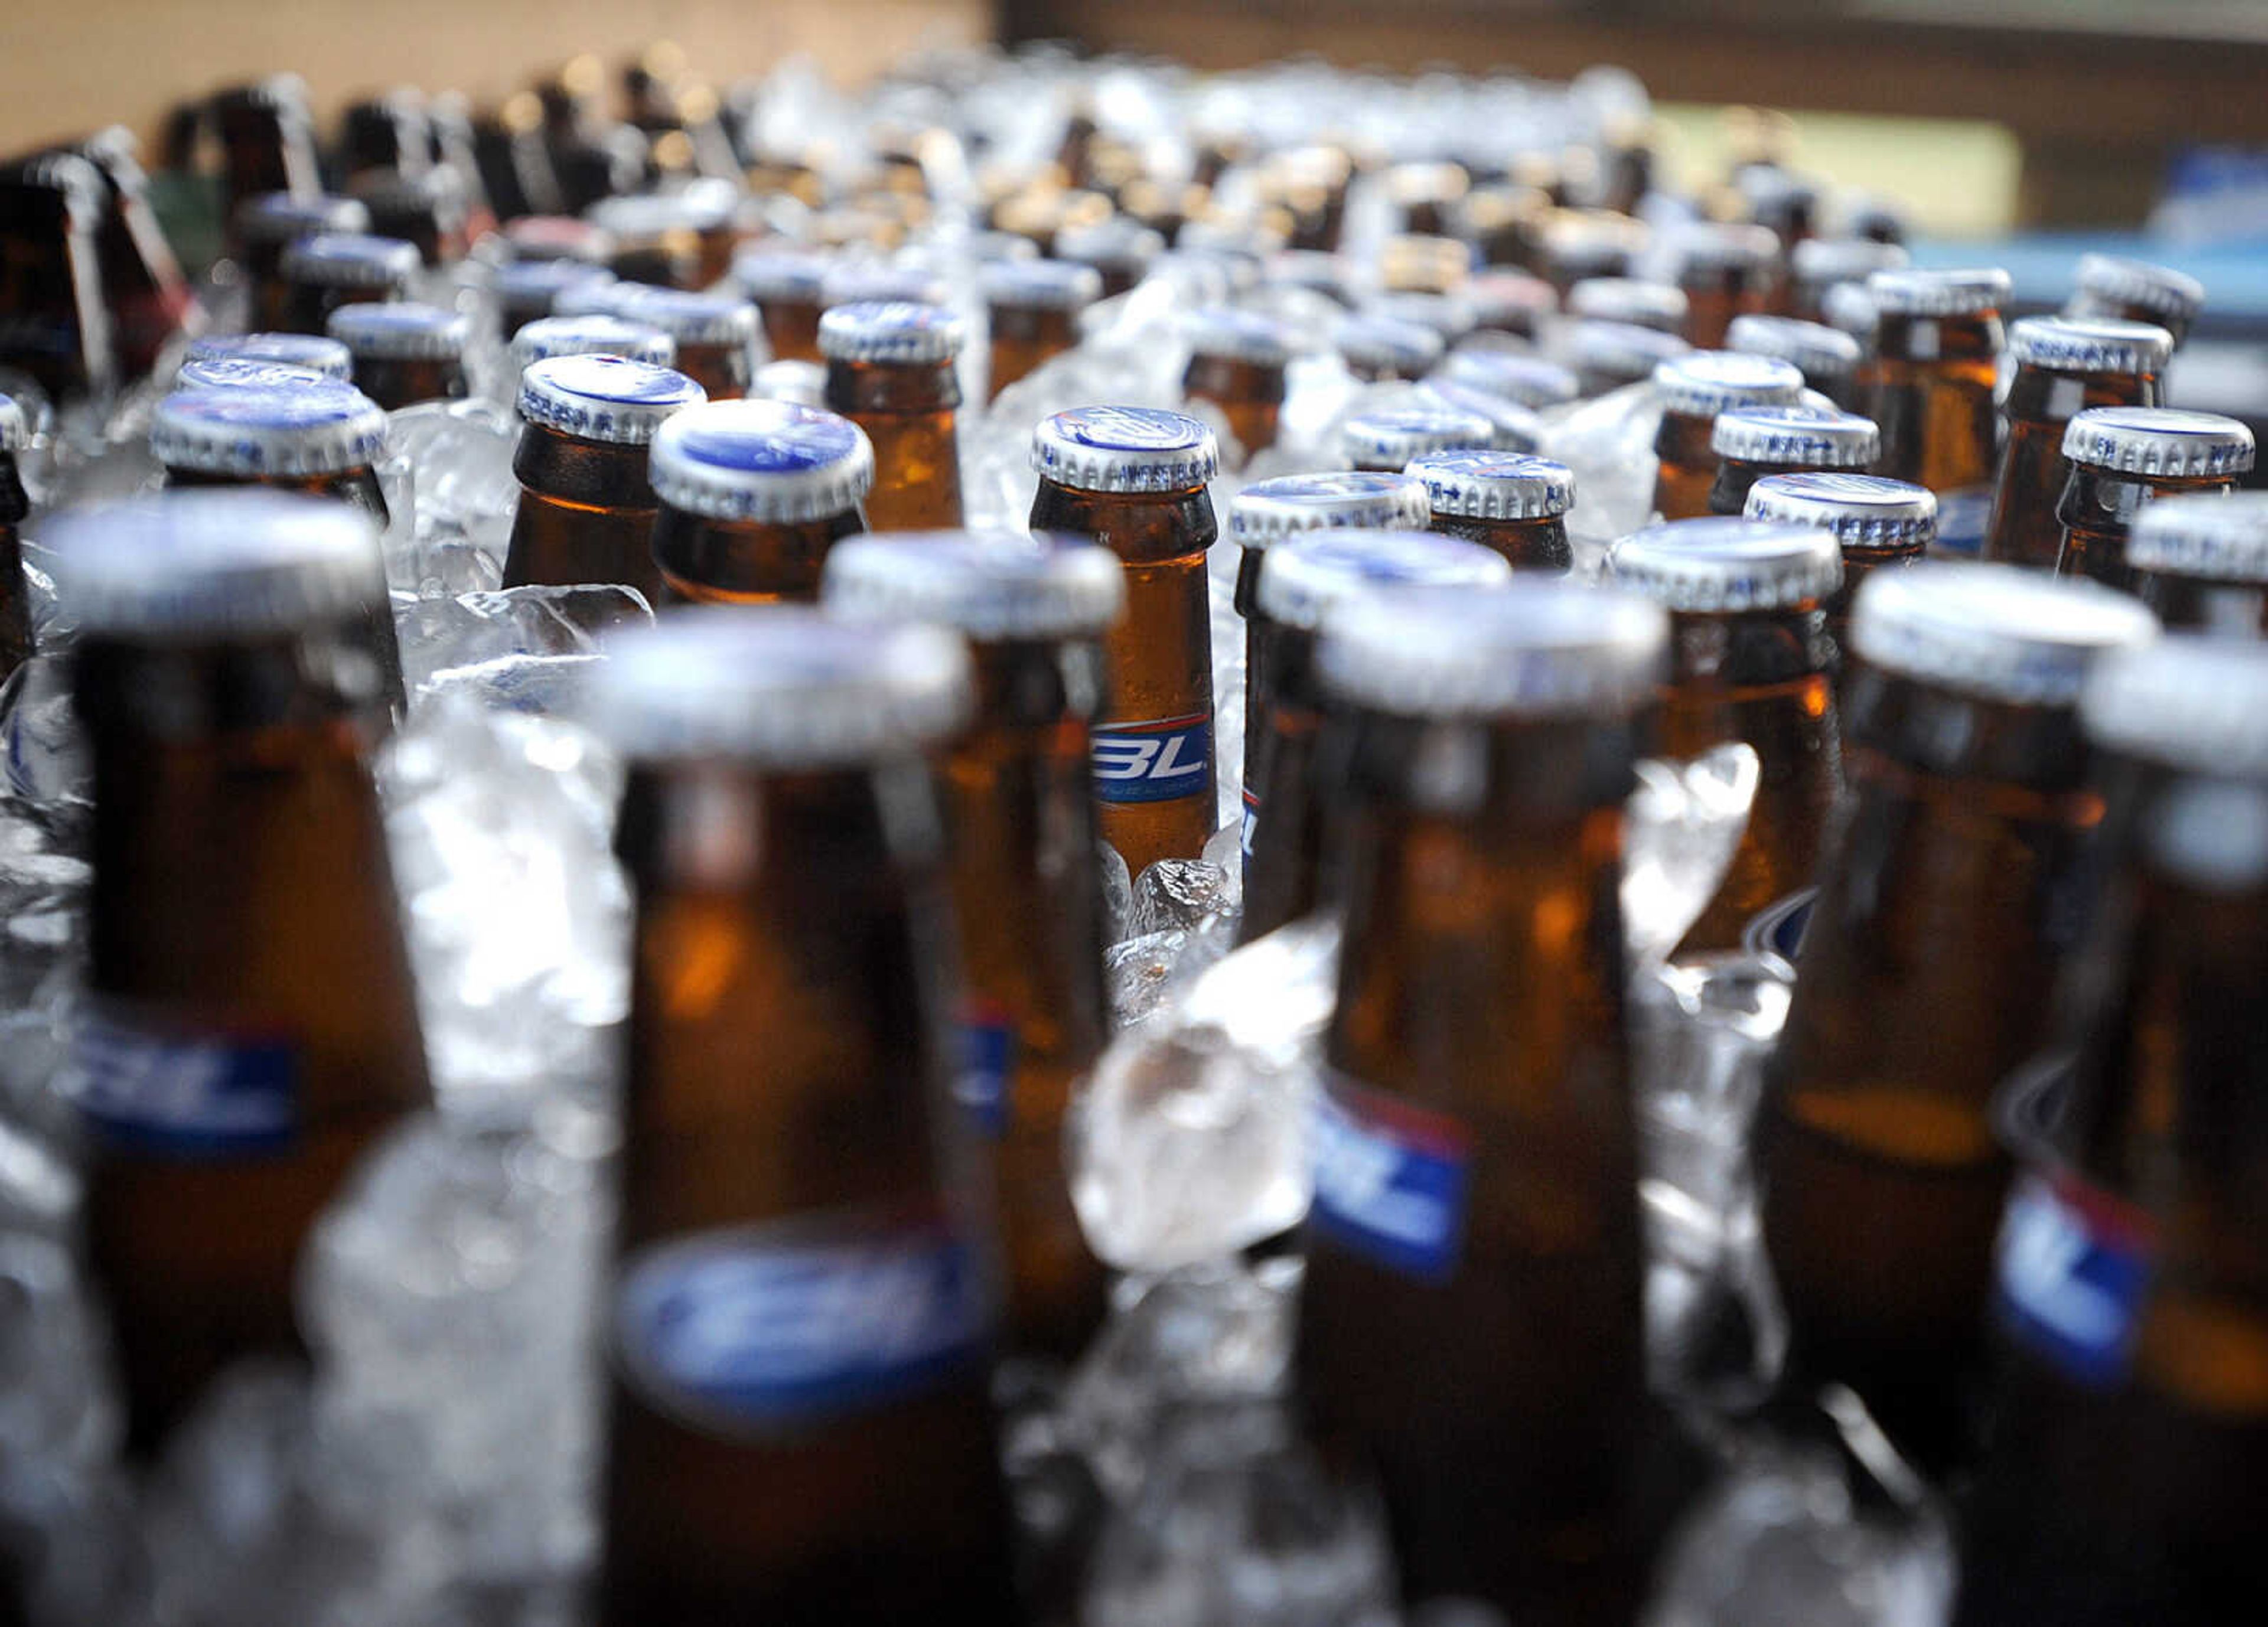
2073 253 2205 325
0 394 25 454
2127 491 2268 585
510 314 676 371
980 257 1103 310
1653 351 1806 418
2006 315 2172 376
2061 407 2255 480
1542 210 1648 281
1572 319 1690 383
151 380 388 477
184 332 353 381
731 246 832 302
45 490 384 635
649 399 874 523
1566 277 1687 332
1744 471 1935 552
823 529 1125 640
1183 307 1297 367
1436 346 1579 409
279 232 421 289
325 300 471 361
2083 635 2268 781
235 191 370 244
752 359 826 409
1657 220 1779 275
610 285 761 348
1334 313 1445 377
1711 405 1880 469
1319 578 1667 719
1227 471 1432 546
1608 516 1842 612
1412 380 1546 454
1368 292 1477 343
1724 314 1862 381
1865 266 2010 317
1030 406 1219 494
1053 216 1166 273
586 607 972 766
1789 236 1908 288
819 262 950 310
1340 403 1496 468
175 358 328 392
1407 449 1575 521
1850 562 2158 706
1257 529 1512 630
490 258 617 314
817 299 966 365
516 354 706 445
1464 271 1557 327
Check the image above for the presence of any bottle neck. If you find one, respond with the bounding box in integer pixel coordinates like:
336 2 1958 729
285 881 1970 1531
1652 407 1720 472
1428 510 1573 571
2057 467 2235 589
651 501 864 603
163 464 391 533
2136 569 2268 638
2004 361 2159 426
352 354 468 412
1874 309 2005 366
1844 665 2096 798
825 356 961 415
1182 351 1288 409
1028 478 1217 567
512 422 660 508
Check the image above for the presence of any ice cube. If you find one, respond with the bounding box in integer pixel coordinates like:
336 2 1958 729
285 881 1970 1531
0 657 90 807
393 585 652 715
1540 380 1665 572
1098 840 1135 947
386 399 521 588
1130 857 1241 940
1624 745 1759 967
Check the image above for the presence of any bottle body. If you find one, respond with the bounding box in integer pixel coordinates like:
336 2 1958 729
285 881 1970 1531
826 359 963 532
503 425 668 600
1863 309 2003 493
1182 351 1285 459
1239 620 1332 941
1985 364 2161 570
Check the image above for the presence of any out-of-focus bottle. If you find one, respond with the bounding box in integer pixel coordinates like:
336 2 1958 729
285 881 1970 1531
1432 345 1579 412
824 531 1123 1359
1570 318 1689 398
1296 581 1683 1621
0 153 116 402
278 232 418 336
2056 407 2256 592
182 331 351 382
729 247 832 364
980 259 1100 401
1334 313 1444 384
1953 635 2268 1626
1539 207 1647 295
1739 168 1818 310
1982 316 2172 570
585 193 701 289
1340 403 1496 474
1610 517 1844 952
649 399 872 604
1463 270 1557 340
491 259 618 334
340 90 430 184
503 354 706 598
0 396 31 682
1052 215 1165 300
232 194 370 332
1650 351 1806 521
1860 266 2009 494
325 302 470 411
357 168 471 268
503 214 613 265
1787 237 1908 324
72 127 200 381
1181 308 1297 461
2065 252 2205 350
608 287 762 402
211 78 321 222
509 314 676 377
1566 276 1688 335
2126 492 2268 637
1707 404 1881 516
1724 312 1864 410
1744 471 1934 661
1239 530 1511 943
57 491 427 1452
818 301 963 532
1658 221 1779 348
1757 563 2159 1475
584 610 1023 1627
1407 448 1576 572
1028 406 1220 874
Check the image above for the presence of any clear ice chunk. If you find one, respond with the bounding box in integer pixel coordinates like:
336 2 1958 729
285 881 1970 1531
1130 857 1241 940
1623 744 1759 967
393 585 652 715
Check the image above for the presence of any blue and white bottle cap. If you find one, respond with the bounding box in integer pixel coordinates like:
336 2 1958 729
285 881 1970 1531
1435 347 1579 409
1413 379 1546 454
2006 315 2172 376
490 258 617 313
2062 407 2255 480
980 258 1103 309
1653 351 1806 418
649 399 874 523
0 394 25 454
1789 237 1908 288
2084 636 2268 780
184 332 353 381
1030 406 1220 494
1368 292 1477 343
1227 471 1432 546
1319 579 1667 719
608 286 761 348
1054 216 1165 272
279 232 420 289
45 490 384 634
1566 277 1687 332
823 529 1125 640
1850 562 2158 706
818 300 966 364
174 358 328 392
326 300 470 360
586 607 972 766
2127 491 2268 585
236 191 369 243
1340 403 1495 469
1573 318 1689 382
1865 266 2010 318
2073 254 2205 325
1609 516 1843 612
1335 313 1445 377
1406 449 1575 521
820 262 950 311
1725 314 1863 380
1183 307 1297 367
731 246 832 302
510 314 677 372
1257 529 1512 629
1744 471 1936 550
1711 404 1880 468
517 354 706 446
151 380 389 477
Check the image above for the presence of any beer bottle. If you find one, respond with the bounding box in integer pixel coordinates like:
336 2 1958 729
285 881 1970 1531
2055 407 2256 592
819 263 949 317
1539 207 1647 295
509 313 676 377
1570 318 1689 398
0 154 116 403
1757 563 2158 1475
491 259 619 335
650 399 873 605
1452 181 1549 273
1566 276 1688 335
1739 169 1818 311
2126 491 2268 638
1954 635 2268 1626
816 301 963 532
980 259 1099 401
585 609 1022 1627
1240 530 1510 943
730 248 832 364
0 394 30 682
1340 403 1496 474
357 168 471 269
1650 351 1805 521
1707 403 1881 516
1658 221 1780 348
56 490 428 1450
1982 317 2172 570
1052 215 1164 300
1407 448 1576 571
210 77 321 222
183 331 352 382
1181 308 1296 461
73 127 199 383
1724 312 1863 411
1743 470 1934 660
1334 312 1444 384
1463 269 1557 341
1295 581 1678 1621
1860 266 2009 493
1028 406 1220 873
325 302 471 412
503 354 706 598
586 194 702 289
172 357 328 394
340 90 429 185
823 531 1122 1358
1608 517 1844 953
610 287 761 402
1384 164 1468 239
232 193 369 331
1787 237 1907 324
2065 252 2205 350
278 232 419 336
1433 345 1579 411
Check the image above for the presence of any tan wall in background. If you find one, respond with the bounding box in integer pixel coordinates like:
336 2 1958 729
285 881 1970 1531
0 0 992 158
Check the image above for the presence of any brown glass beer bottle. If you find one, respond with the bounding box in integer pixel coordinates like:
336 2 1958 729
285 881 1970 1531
326 301 471 412
232 193 370 332
1860 266 2009 494
1744 470 1935 662
730 248 831 363
2065 252 2205 350
1340 403 1496 474
649 399 873 605
1407 448 1576 571
2125 492 2268 638
1707 405 1881 517
1181 307 1296 461
0 154 116 403
1570 319 1689 398
981 259 1101 400
1650 351 1805 521
278 232 419 336
2055 407 2256 592
819 300 963 530
1334 313 1443 384
1787 237 1907 324
1566 276 1688 335
508 314 676 377
1725 312 1865 411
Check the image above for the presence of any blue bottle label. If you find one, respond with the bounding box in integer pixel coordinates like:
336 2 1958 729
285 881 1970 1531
1091 712 1213 804
1309 1074 1472 1283
1240 787 1260 865
955 1000 1016 1136
615 1207 989 1439
70 1006 298 1156
1993 1168 2156 1390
